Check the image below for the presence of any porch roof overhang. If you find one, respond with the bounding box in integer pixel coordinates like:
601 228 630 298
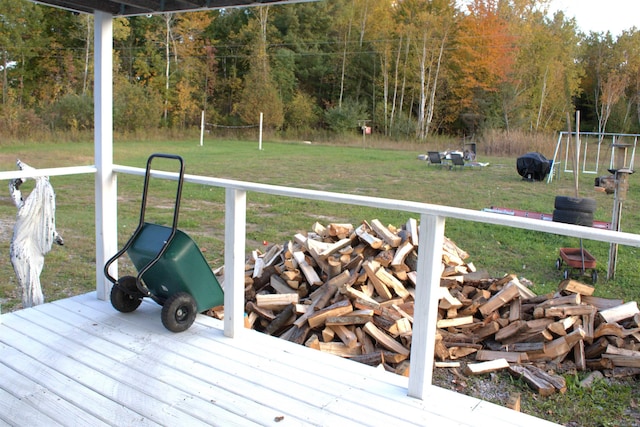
32 0 312 16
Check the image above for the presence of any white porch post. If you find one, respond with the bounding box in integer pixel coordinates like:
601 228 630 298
223 188 247 338
94 11 117 301
408 213 446 399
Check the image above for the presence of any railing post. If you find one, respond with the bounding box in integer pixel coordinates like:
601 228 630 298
223 188 246 338
408 213 446 399
94 11 116 301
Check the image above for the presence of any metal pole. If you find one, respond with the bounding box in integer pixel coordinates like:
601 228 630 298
259 112 263 150
574 111 580 197
199 110 204 147
607 170 630 280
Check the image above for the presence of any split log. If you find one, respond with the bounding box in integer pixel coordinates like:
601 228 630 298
507 365 556 396
598 301 640 324
391 240 414 267
476 350 528 363
363 261 393 300
350 351 408 366
436 316 474 329
319 238 353 259
558 279 595 296
293 283 338 327
601 354 640 368
325 309 374 326
256 293 299 310
355 224 383 249
479 282 520 317
293 251 322 286
362 321 410 356
406 218 418 245
464 358 510 375
375 267 410 299
327 223 354 239
264 303 296 335
525 365 567 393
318 342 362 357
307 299 353 329
506 393 521 412
370 219 401 247
329 324 358 348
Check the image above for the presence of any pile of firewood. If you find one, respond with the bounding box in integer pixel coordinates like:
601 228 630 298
235 218 640 396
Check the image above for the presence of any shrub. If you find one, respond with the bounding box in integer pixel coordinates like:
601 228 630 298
285 90 319 131
323 99 367 134
0 104 47 140
114 82 162 132
46 93 94 132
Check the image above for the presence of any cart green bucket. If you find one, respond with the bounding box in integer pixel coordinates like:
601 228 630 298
104 154 223 332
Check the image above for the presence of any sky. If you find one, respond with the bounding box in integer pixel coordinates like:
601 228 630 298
549 0 640 36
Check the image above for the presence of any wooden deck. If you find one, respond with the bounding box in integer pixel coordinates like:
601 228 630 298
0 293 558 426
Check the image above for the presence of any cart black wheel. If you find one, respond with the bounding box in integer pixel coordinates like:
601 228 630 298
555 258 562 270
161 292 197 333
110 278 143 313
591 270 598 284
118 275 144 296
563 269 570 280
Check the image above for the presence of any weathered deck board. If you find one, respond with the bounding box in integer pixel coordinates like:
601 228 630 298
0 293 559 426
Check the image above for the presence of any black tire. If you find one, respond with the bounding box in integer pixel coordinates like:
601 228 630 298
591 270 598 284
554 196 596 213
161 292 197 332
555 258 562 270
563 269 570 280
552 209 594 227
118 275 144 296
110 278 143 313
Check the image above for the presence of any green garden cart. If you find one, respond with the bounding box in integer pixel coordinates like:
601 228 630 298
104 153 224 332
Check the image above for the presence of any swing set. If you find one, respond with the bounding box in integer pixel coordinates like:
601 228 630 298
547 132 637 183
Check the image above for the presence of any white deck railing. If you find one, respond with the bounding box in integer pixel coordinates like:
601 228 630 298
112 164 640 400
4 163 640 401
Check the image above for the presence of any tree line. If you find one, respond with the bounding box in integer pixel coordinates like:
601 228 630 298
1 0 639 141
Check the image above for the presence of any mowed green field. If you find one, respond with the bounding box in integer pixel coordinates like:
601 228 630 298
0 137 639 311
2 137 640 426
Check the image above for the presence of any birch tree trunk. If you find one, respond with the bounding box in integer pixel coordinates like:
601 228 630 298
82 14 91 95
535 66 549 131
416 32 429 140
389 35 403 134
424 33 446 137
163 13 176 122
339 19 352 109
380 48 390 135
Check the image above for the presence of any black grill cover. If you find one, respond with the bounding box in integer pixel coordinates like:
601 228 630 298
516 152 551 181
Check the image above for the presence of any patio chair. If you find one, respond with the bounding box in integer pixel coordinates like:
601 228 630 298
450 153 465 170
427 151 446 168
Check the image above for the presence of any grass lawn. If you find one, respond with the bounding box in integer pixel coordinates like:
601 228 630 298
0 137 639 425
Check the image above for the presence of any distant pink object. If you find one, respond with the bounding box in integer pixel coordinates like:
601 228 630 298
9 160 63 308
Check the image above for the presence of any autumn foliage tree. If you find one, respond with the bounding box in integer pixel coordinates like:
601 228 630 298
234 6 285 129
1 0 640 139
453 0 516 130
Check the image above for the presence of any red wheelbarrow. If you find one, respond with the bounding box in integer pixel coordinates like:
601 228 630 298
555 247 597 284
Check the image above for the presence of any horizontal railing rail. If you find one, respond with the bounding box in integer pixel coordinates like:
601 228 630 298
113 164 640 246
0 165 97 181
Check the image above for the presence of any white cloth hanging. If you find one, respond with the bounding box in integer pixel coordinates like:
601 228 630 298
9 160 63 308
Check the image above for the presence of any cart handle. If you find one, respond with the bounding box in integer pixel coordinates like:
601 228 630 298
104 154 185 296
135 154 185 294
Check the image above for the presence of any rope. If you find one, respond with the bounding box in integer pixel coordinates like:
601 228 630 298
206 122 258 129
